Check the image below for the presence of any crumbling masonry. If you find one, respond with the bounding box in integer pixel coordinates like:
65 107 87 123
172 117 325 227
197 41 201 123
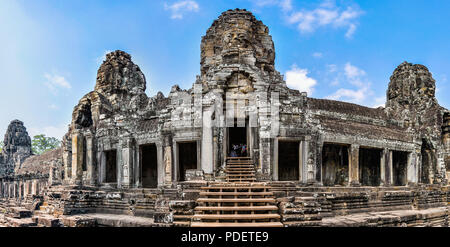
1 9 449 227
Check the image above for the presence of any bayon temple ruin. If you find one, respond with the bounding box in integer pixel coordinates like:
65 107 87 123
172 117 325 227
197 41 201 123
0 9 449 227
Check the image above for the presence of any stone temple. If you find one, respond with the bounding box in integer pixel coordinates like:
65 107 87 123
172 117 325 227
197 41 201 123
0 9 449 227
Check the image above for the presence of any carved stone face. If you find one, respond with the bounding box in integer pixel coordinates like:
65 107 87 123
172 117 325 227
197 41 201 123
222 29 252 50
226 72 254 94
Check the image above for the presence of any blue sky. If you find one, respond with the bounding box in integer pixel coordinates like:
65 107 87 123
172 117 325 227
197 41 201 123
1 0 449 140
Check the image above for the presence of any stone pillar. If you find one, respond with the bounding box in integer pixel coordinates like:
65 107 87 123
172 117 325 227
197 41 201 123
315 141 322 184
163 134 173 187
387 150 394 185
18 181 22 199
260 138 272 180
63 149 72 183
157 144 164 187
380 149 386 186
273 139 279 181
201 108 214 175
407 151 418 185
9 183 12 198
85 133 96 186
12 182 16 198
349 144 360 186
71 132 84 184
306 141 316 184
116 139 123 188
120 137 135 189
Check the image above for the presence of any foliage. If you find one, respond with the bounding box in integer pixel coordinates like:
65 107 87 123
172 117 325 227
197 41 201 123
31 134 61 155
0 140 3 153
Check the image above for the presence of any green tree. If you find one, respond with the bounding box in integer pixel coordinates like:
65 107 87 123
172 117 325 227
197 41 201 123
32 134 61 155
0 141 3 153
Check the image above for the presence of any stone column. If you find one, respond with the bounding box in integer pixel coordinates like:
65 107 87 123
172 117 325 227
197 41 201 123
13 182 17 198
380 149 387 186
387 150 394 185
157 144 164 187
201 107 214 175
260 138 272 180
349 144 360 186
407 151 418 185
63 150 72 183
315 142 323 184
163 134 173 187
273 139 279 181
9 183 12 198
18 181 22 199
121 137 135 189
85 133 96 186
71 131 84 184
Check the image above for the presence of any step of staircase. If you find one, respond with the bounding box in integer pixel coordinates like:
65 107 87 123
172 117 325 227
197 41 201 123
5 216 37 227
8 207 32 219
199 192 273 196
173 214 193 227
197 198 276 203
191 222 283 227
193 214 281 220
193 180 282 227
195 205 279 211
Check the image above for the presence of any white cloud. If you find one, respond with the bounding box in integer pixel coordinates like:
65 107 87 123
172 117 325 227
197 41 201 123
29 124 68 140
249 0 292 12
253 0 278 6
372 96 386 108
327 87 368 104
164 0 199 19
285 1 363 38
320 0 336 8
345 23 356 38
44 73 71 94
96 50 112 66
280 0 293 12
344 62 366 87
285 65 317 95
48 104 59 110
312 52 323 58
327 64 337 73
326 62 375 105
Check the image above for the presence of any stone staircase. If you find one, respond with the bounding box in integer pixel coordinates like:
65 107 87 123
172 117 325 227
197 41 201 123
1 206 37 227
191 157 282 227
191 182 283 227
225 157 256 182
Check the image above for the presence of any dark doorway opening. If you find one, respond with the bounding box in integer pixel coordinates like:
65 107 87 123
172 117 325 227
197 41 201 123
82 137 87 172
393 151 408 186
278 141 300 181
359 148 382 186
178 142 198 181
141 144 158 188
228 119 248 157
322 144 349 186
420 139 433 184
105 150 117 183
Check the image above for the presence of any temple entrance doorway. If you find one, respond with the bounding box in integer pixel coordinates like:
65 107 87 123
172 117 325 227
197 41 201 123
178 142 198 181
322 143 349 186
393 151 408 186
228 119 248 157
278 141 300 181
140 144 158 188
104 150 117 183
359 147 382 186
